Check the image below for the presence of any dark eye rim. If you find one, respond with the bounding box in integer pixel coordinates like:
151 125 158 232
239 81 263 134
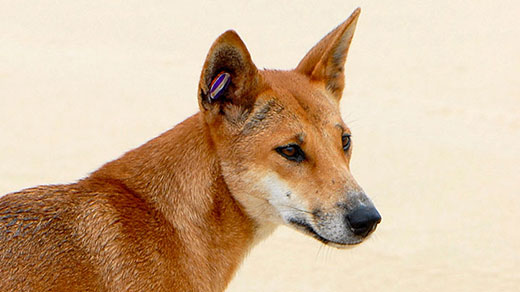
275 144 306 163
342 134 351 152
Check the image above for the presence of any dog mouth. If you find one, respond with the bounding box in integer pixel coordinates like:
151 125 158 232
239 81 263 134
287 218 362 247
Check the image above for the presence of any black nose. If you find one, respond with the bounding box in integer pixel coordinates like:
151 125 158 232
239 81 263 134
346 206 382 237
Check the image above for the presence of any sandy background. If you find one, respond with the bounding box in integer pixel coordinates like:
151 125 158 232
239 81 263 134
1 0 519 291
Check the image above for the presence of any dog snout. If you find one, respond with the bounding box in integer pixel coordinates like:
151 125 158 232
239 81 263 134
346 206 381 237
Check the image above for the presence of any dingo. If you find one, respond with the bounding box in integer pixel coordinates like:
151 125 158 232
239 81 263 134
0 8 380 291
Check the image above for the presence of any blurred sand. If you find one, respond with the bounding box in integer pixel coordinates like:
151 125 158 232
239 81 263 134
1 1 519 291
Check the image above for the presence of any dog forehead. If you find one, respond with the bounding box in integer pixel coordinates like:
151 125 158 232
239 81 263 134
259 70 341 125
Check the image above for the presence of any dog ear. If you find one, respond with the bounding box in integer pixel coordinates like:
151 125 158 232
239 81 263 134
296 8 360 102
198 30 260 120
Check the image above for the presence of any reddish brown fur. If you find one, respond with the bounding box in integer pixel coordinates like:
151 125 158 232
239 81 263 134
1 116 255 291
1 8 367 291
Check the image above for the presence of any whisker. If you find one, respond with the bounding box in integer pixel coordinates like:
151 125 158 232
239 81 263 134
315 243 325 263
276 204 313 215
242 193 314 215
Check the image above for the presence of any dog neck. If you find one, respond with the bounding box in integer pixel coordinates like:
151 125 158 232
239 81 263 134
86 113 258 290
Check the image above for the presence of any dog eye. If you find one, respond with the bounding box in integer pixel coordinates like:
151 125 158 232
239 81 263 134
275 144 305 163
342 134 351 152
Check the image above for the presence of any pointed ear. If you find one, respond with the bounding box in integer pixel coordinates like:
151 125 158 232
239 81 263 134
198 30 260 119
296 8 360 101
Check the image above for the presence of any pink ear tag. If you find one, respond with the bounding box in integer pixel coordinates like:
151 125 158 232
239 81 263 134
209 72 231 101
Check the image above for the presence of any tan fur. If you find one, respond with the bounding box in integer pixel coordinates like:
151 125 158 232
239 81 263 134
1 8 377 291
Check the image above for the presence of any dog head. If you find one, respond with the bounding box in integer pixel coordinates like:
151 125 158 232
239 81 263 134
198 8 380 247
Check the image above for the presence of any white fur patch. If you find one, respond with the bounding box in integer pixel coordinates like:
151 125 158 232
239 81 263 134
259 172 309 223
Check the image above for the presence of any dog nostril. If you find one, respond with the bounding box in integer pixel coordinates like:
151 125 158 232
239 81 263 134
346 206 382 236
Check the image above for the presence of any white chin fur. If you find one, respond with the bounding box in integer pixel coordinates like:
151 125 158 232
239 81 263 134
243 171 364 246
258 172 310 224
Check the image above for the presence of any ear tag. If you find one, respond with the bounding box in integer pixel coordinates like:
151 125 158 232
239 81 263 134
209 72 231 101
